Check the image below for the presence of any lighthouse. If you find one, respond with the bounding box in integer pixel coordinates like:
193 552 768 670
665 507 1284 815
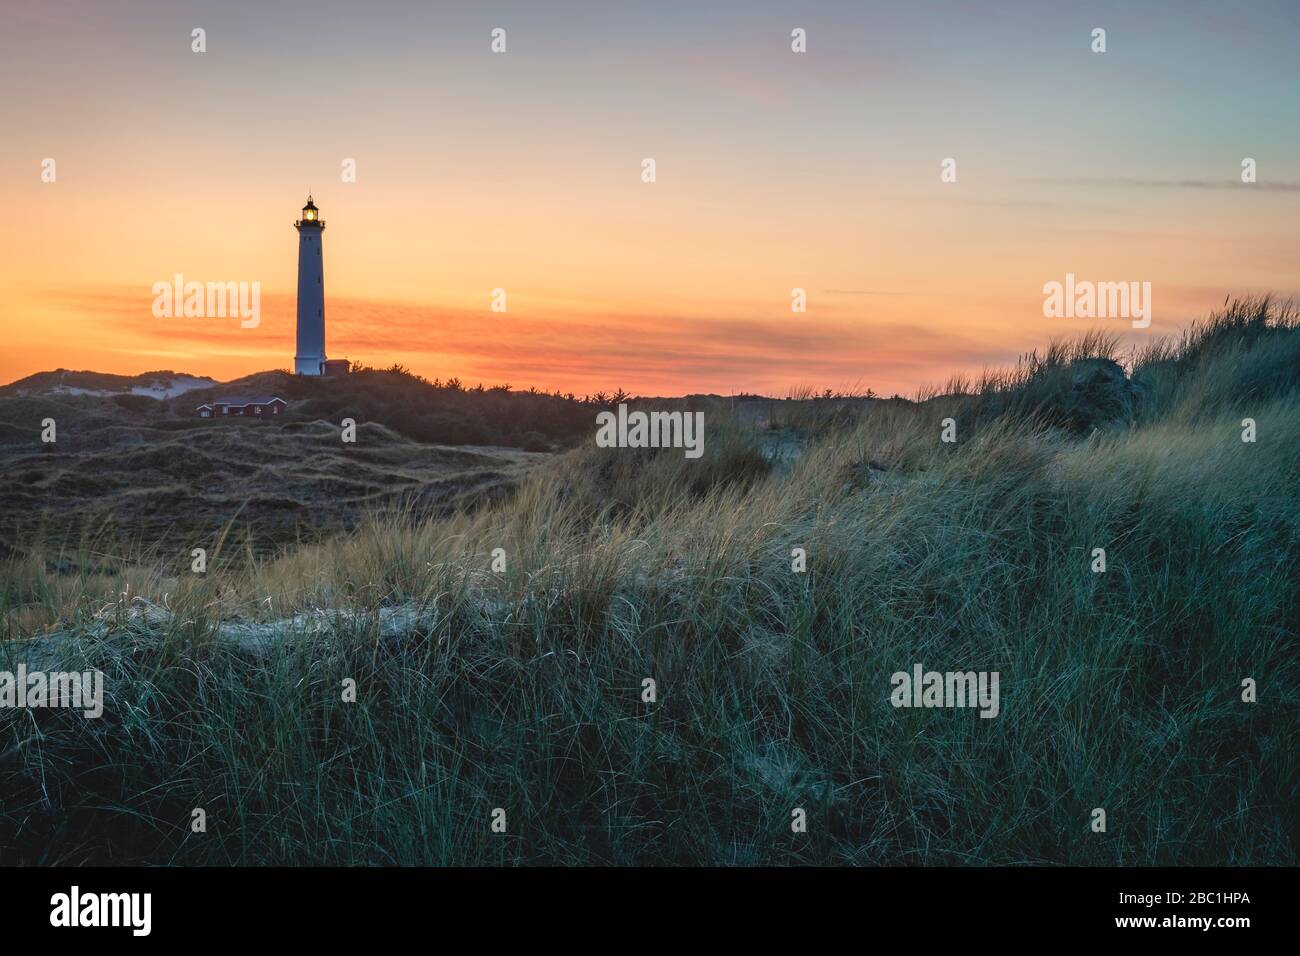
293 196 327 375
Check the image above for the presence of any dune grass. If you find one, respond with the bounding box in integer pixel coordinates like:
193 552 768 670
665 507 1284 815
1 299 1296 865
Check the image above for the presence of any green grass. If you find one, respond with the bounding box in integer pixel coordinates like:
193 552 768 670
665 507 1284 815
1 298 1297 865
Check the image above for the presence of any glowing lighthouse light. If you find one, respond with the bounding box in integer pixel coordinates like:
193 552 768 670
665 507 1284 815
293 196 327 375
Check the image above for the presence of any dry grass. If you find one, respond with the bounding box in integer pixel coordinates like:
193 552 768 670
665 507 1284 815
1 298 1297 865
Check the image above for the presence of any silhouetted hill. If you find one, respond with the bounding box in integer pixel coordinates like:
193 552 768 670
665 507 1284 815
1 368 215 398
0 366 580 557
168 366 598 449
2 366 604 451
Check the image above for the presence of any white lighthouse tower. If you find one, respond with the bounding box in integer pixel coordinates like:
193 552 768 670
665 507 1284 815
293 196 327 375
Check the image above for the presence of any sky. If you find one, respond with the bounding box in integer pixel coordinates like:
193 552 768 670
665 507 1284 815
2 0 1298 396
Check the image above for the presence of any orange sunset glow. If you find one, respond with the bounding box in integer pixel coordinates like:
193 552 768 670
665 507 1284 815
2 1 1298 395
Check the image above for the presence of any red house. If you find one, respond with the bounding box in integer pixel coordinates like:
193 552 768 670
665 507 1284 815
195 396 288 418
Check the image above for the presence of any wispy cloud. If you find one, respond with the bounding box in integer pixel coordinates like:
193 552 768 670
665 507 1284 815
1032 177 1300 193
45 285 1011 396
822 290 914 297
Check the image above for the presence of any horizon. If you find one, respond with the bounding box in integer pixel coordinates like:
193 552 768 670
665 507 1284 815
3 0 1299 395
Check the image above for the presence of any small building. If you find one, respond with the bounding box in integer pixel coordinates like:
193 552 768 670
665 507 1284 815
323 359 351 377
195 396 288 418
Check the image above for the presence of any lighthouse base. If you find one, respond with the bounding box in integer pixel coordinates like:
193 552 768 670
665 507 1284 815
295 356 326 376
